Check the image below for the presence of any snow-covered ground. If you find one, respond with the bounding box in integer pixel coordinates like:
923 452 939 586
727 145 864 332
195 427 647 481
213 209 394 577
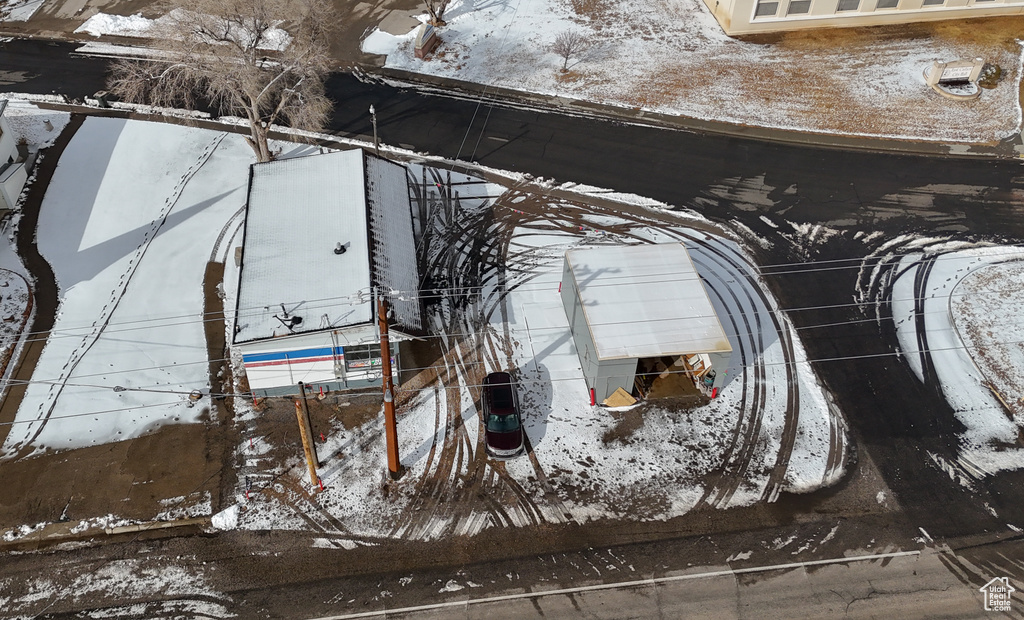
235 164 848 539
0 94 1018 547
0 101 849 541
3 0 45 22
859 239 1024 483
6 95 1020 548
74 10 292 50
360 0 1024 144
1 118 241 455
0 112 317 458
0 557 232 618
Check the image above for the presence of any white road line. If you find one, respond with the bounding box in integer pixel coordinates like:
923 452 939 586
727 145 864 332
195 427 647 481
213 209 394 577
307 549 922 620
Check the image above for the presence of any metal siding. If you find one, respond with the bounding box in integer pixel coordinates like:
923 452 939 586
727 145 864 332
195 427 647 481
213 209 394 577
365 154 422 331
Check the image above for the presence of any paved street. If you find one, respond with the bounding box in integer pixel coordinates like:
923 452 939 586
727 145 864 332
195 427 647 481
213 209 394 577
306 550 987 619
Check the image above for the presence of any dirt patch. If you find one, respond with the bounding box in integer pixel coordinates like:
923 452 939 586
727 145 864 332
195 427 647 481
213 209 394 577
0 422 226 528
566 0 607 22
602 408 645 444
246 391 383 464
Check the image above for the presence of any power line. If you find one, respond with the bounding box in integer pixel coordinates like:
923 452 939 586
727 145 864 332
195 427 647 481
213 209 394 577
4 272 1017 389
1 328 1015 427
7 247 1021 348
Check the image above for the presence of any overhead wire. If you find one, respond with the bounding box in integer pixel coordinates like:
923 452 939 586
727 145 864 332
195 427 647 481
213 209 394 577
5 240 1022 345
7 255 1021 349
2 325 1019 427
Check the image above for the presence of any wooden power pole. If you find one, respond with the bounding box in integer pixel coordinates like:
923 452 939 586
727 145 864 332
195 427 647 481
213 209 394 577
378 296 400 478
295 382 319 486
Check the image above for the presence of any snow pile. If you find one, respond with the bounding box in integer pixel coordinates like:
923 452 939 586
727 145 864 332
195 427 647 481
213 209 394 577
363 0 1023 143
211 504 239 530
75 13 155 38
2 521 46 541
74 10 292 51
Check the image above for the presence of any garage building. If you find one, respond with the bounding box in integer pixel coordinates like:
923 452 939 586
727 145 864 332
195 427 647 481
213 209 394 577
560 243 733 403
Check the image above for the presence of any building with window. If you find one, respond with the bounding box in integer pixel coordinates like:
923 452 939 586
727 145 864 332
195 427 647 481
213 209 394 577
704 0 1024 35
232 149 421 397
560 243 733 403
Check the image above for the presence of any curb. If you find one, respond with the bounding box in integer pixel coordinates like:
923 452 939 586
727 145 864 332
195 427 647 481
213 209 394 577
372 66 1024 161
5 25 1024 160
0 516 212 552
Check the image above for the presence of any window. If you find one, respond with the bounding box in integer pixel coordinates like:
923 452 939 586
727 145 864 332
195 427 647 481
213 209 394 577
836 0 859 10
922 0 943 5
875 0 898 8
343 344 382 371
755 1 779 16
788 0 811 13
487 414 521 433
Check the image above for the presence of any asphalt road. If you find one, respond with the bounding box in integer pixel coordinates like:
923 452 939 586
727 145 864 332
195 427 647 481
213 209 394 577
4 38 1024 618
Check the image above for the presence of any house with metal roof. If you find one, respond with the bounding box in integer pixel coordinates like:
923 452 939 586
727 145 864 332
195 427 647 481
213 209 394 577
560 243 733 403
232 149 421 397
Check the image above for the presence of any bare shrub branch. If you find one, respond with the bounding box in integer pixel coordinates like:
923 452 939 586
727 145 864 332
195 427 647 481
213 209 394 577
551 30 590 72
107 0 335 162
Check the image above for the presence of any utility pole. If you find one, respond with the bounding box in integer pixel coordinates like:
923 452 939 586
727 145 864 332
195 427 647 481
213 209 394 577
295 382 319 486
369 104 379 157
378 296 400 478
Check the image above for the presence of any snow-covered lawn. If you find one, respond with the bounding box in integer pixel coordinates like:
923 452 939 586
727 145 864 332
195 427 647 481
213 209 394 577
860 239 1024 483
0 113 320 458
361 0 1024 144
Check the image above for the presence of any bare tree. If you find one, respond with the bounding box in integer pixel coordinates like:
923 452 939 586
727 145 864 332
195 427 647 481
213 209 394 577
551 30 589 72
107 0 334 162
424 0 449 26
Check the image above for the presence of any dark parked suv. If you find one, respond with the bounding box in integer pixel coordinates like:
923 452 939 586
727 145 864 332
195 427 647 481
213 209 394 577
482 372 525 458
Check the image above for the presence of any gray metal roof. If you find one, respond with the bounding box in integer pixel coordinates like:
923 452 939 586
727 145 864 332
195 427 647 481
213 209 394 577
234 150 374 344
565 243 732 360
